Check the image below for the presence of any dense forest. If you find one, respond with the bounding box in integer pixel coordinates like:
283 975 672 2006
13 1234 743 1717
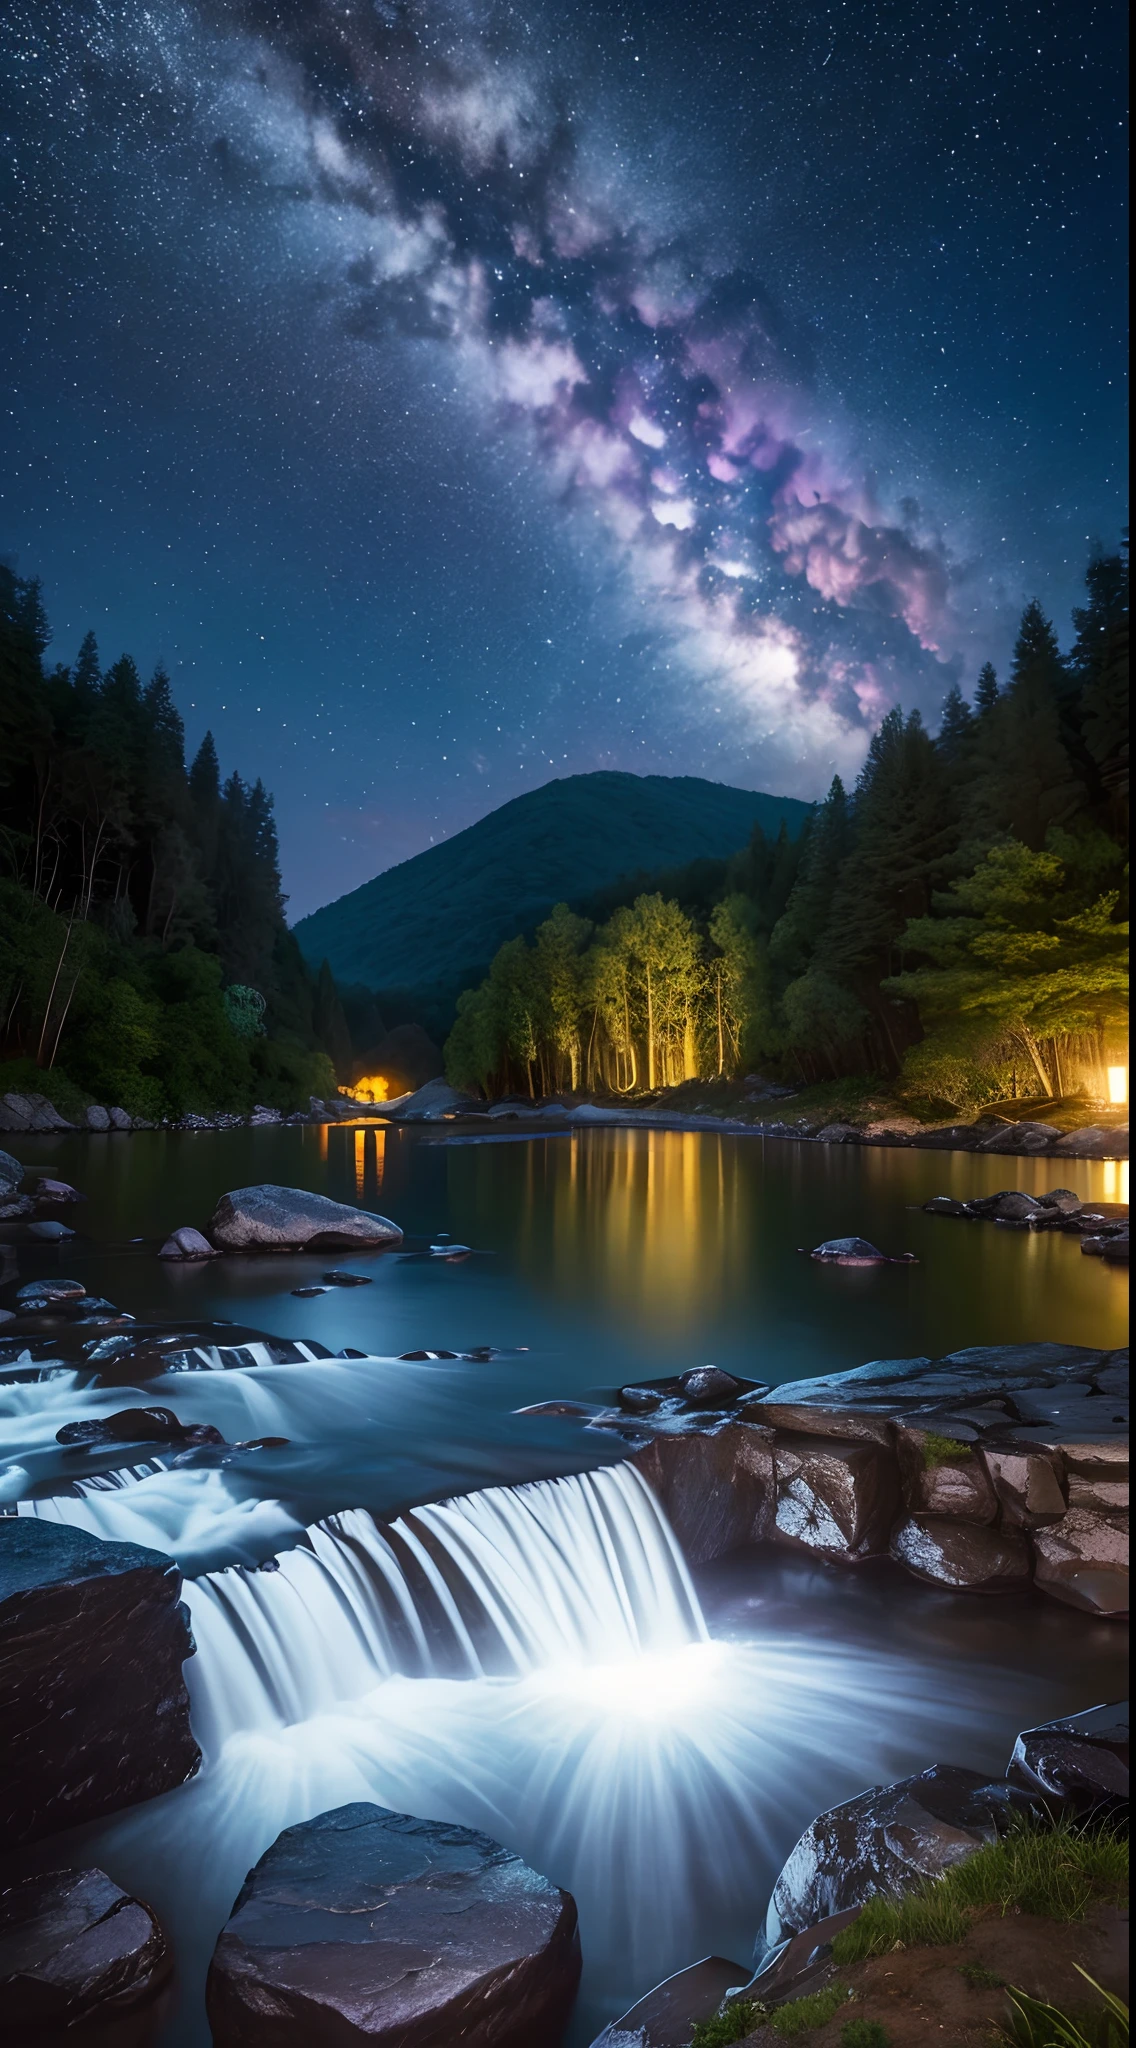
0 565 350 1118
445 549 1130 1111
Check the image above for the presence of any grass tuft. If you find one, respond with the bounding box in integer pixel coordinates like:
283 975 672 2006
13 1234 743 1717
841 2021 893 2047
831 1815 1128 1968
999 1973 1128 2048
768 1983 852 2034
690 2000 763 2046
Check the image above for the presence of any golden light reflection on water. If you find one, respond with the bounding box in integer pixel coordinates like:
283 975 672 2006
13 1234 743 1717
462 1129 1129 1361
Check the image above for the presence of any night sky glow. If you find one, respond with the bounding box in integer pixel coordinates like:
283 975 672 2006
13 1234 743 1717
1 0 1127 914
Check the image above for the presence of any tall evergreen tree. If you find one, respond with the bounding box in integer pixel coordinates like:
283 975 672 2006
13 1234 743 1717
974 662 999 714
768 777 852 981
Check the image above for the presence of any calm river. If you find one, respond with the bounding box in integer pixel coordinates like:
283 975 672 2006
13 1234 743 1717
0 1125 1128 2045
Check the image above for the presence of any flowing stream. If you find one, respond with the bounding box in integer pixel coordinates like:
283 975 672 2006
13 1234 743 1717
0 1124 1127 2043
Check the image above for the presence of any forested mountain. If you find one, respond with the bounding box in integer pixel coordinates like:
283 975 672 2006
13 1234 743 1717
446 551 1129 1108
294 772 811 1018
0 567 345 1116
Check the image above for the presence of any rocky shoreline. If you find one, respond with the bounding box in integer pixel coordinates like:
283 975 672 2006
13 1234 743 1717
1 1078 1128 1160
526 1342 1131 1617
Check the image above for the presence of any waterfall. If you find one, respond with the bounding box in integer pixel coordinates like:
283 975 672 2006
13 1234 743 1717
8 1460 708 1758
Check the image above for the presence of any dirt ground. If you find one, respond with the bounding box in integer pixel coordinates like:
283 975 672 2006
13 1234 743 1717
739 1904 1129 2045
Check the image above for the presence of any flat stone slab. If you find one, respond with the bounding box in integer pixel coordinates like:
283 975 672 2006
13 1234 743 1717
207 1803 582 2047
0 1520 200 1845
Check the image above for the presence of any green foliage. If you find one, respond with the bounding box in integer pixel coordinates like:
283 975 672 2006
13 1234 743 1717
0 560 341 1115
1000 1973 1128 2048
222 984 267 1039
831 1818 1129 1969
840 2022 892 2048
689 1999 761 2046
919 1431 972 1468
767 1982 851 2033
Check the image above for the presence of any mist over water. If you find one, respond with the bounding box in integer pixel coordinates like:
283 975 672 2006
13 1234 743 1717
1 1126 1127 2043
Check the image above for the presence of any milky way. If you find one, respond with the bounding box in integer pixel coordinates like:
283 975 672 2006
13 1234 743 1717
1 0 1126 909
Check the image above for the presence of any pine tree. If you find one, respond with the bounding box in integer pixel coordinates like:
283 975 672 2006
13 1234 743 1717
936 685 975 762
966 604 1083 849
188 732 222 876
768 777 852 981
821 710 957 982
314 959 352 1077
974 663 999 714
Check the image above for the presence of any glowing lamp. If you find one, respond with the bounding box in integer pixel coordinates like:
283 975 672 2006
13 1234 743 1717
1107 1066 1128 1107
345 1075 390 1105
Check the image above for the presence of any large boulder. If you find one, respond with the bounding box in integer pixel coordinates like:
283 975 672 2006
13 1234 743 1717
0 1520 200 1845
0 1865 170 2039
0 1147 23 1191
763 1765 1035 1950
632 1422 775 1563
890 1515 1032 1591
1029 1509 1129 1616
206 1803 581 2047
0 1092 75 1133
381 1078 479 1122
208 1186 402 1251
1008 1701 1129 1811
772 1435 900 1560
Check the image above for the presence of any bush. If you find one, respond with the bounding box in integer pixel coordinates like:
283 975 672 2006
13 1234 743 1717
841 2022 892 2048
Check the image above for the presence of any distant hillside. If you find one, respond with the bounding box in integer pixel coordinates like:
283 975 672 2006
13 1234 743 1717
294 771 811 1012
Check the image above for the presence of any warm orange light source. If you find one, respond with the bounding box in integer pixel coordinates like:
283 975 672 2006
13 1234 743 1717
344 1074 390 1104
1107 1065 1128 1106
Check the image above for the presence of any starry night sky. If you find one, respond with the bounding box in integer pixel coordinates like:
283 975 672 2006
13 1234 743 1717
1 0 1127 916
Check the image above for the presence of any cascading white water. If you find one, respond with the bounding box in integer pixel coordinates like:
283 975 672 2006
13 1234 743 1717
15 1459 707 1757
185 1464 706 1753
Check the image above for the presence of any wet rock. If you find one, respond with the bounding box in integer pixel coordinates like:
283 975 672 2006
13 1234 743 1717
589 1954 750 2047
0 1865 171 2038
56 1407 225 1449
1067 1473 1129 1513
107 1107 133 1131
382 1078 481 1122
975 1121 1061 1154
32 1178 85 1207
619 1383 668 1414
980 1446 1068 1527
745 1908 864 2007
895 1427 999 1521
922 1196 971 1216
764 1765 1037 1948
633 1421 776 1563
814 1123 860 1143
398 1348 460 1361
209 1185 403 1252
84 1105 112 1131
0 1092 75 1133
1008 1701 1129 1811
1101 1233 1130 1263
291 1285 330 1297
0 1192 35 1221
16 1279 85 1306
1041 1188 1085 1215
679 1365 742 1406
27 1220 75 1242
249 1104 283 1126
322 1271 373 1287
0 1147 23 1190
158 1227 220 1260
989 1191 1047 1222
0 1519 200 1845
1054 1126 1129 1158
206 1802 581 2048
807 1237 891 1263
890 1514 1032 1590
773 1435 900 1560
1030 1509 1129 1616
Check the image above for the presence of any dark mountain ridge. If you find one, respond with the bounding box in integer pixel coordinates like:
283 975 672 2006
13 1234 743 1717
294 771 811 1011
